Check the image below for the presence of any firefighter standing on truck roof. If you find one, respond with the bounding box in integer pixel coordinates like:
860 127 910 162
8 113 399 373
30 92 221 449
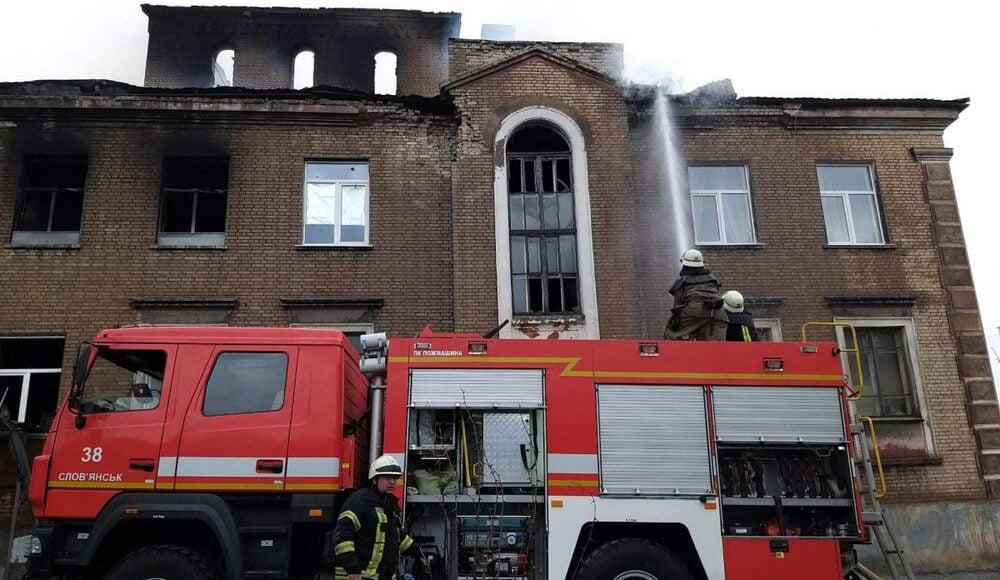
664 249 728 341
722 290 759 342
333 454 428 580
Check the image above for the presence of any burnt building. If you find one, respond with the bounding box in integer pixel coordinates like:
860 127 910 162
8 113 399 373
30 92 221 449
1 4 997 574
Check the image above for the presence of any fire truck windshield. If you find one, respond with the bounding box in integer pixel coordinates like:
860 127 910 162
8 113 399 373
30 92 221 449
74 348 166 414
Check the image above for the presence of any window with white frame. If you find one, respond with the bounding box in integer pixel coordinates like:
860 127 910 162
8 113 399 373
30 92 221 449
0 337 64 430
688 165 756 245
303 162 369 246
754 318 782 342
817 165 885 245
837 319 923 419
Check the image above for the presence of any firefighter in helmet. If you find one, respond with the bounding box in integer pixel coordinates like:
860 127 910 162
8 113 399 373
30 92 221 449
663 249 728 340
722 290 759 342
333 454 428 580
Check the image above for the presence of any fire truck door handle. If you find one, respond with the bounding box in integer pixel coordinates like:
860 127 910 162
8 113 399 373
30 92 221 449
129 458 155 472
256 459 284 474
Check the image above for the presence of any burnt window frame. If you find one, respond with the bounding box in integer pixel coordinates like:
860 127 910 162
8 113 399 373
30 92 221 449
0 336 64 431
12 155 88 247
157 156 229 248
837 319 924 420
506 123 580 316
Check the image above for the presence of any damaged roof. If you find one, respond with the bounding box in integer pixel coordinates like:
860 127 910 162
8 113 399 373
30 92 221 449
628 79 969 111
0 79 454 115
443 46 617 91
140 4 461 21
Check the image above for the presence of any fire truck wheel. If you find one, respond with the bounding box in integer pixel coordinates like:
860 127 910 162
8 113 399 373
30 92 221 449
104 545 213 580
573 538 694 580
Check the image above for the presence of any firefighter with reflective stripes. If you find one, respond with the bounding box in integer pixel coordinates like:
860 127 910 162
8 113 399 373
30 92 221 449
722 290 759 342
333 454 427 580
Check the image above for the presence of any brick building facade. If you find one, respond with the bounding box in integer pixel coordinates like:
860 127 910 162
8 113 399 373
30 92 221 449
1 4 997 574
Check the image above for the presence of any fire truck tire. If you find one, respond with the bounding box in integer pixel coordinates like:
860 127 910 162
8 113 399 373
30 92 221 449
104 545 213 580
573 538 694 580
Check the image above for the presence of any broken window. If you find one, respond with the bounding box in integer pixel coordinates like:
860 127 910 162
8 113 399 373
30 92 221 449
213 49 235 87
507 124 579 315
0 337 64 431
374 51 397 95
13 156 87 247
158 157 229 247
293 49 315 89
303 162 369 246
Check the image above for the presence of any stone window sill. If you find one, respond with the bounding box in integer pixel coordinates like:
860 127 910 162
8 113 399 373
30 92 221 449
296 245 373 252
824 244 897 250
881 455 943 467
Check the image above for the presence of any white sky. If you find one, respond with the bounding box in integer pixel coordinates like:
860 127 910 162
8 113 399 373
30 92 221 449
2 0 998 381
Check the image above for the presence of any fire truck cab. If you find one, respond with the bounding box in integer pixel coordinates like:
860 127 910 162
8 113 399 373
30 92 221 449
24 325 868 580
27 326 368 580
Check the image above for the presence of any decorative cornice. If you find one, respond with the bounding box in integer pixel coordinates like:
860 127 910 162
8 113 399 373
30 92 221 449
280 297 384 309
744 297 784 307
443 47 616 92
130 297 238 309
824 295 917 307
911 147 955 163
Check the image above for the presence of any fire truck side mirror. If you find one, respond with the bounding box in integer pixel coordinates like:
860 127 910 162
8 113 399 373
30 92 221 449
68 342 93 415
359 332 388 377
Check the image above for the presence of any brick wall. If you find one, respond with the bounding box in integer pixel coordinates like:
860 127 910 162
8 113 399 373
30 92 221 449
143 6 460 96
0 97 457 392
628 102 988 501
448 39 624 83
448 55 640 337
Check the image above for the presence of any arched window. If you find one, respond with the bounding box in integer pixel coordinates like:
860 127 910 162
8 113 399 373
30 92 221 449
506 123 579 315
293 49 315 90
494 107 598 339
374 51 397 95
213 49 235 87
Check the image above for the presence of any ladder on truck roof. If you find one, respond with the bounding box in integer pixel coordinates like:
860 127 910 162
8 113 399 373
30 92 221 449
802 322 915 580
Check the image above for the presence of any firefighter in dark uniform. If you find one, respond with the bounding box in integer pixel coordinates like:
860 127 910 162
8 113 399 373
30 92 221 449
722 290 759 342
333 454 428 580
664 249 728 340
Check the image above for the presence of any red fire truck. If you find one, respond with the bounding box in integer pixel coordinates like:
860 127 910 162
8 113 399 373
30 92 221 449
20 325 879 579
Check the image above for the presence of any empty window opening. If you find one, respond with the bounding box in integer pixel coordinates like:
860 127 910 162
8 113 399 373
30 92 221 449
0 337 64 431
13 155 87 246
374 51 397 95
213 49 235 87
293 49 315 89
506 124 579 315
159 157 229 247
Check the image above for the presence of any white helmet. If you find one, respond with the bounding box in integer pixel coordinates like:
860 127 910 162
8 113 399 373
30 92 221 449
681 249 704 268
722 290 744 313
368 454 403 480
